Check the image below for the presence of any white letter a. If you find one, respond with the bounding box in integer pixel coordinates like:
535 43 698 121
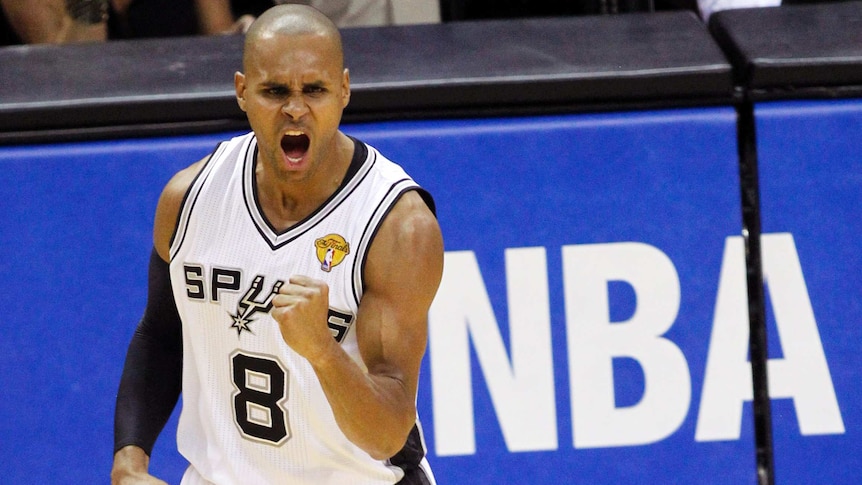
696 233 844 441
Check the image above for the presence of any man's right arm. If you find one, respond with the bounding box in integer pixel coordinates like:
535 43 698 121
111 159 208 484
110 248 183 485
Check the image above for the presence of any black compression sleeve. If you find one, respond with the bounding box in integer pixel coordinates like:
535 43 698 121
113 248 183 456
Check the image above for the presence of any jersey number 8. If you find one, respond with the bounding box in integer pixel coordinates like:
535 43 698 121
231 352 291 445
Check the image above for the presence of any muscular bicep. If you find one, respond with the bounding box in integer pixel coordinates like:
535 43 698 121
355 190 444 386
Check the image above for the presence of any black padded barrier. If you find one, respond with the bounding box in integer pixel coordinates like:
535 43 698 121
709 0 862 100
0 11 733 145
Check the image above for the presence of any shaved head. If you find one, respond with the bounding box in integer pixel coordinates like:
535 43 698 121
233 3 353 198
243 4 344 72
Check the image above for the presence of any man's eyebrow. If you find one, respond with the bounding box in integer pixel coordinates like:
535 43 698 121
259 80 288 88
258 80 328 89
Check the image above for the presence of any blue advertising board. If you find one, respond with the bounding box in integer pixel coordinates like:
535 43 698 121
5 104 847 483
0 136 227 483
753 98 862 484
350 110 752 484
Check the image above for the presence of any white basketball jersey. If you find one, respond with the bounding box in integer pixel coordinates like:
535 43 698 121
168 132 432 485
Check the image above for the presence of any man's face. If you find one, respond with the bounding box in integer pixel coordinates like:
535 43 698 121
235 31 350 181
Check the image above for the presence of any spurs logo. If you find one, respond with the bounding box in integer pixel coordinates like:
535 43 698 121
183 263 356 341
229 275 284 337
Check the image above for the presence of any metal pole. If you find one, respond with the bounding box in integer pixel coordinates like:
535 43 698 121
735 95 775 485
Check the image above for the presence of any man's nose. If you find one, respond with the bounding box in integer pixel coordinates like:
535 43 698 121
282 94 308 119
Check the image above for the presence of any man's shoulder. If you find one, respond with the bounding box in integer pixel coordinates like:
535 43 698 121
151 131 253 259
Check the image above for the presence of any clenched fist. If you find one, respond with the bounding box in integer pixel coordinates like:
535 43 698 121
270 275 338 364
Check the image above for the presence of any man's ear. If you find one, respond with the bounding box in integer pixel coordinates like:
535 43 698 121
341 68 351 108
235 71 247 112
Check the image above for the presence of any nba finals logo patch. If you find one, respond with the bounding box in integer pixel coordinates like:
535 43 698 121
315 234 350 272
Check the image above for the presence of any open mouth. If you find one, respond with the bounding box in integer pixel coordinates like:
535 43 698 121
281 132 310 163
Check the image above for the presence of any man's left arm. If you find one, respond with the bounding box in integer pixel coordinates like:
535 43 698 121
271 190 443 459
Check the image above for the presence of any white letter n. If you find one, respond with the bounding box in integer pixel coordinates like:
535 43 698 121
428 248 557 456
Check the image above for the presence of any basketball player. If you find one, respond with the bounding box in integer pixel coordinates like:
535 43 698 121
110 4 444 484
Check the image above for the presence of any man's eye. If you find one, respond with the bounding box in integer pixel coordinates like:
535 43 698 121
266 87 287 96
305 86 326 95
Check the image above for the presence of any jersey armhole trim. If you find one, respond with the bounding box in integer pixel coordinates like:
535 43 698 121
351 181 423 307
168 141 227 261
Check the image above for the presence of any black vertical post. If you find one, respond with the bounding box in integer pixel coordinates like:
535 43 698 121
735 95 775 485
